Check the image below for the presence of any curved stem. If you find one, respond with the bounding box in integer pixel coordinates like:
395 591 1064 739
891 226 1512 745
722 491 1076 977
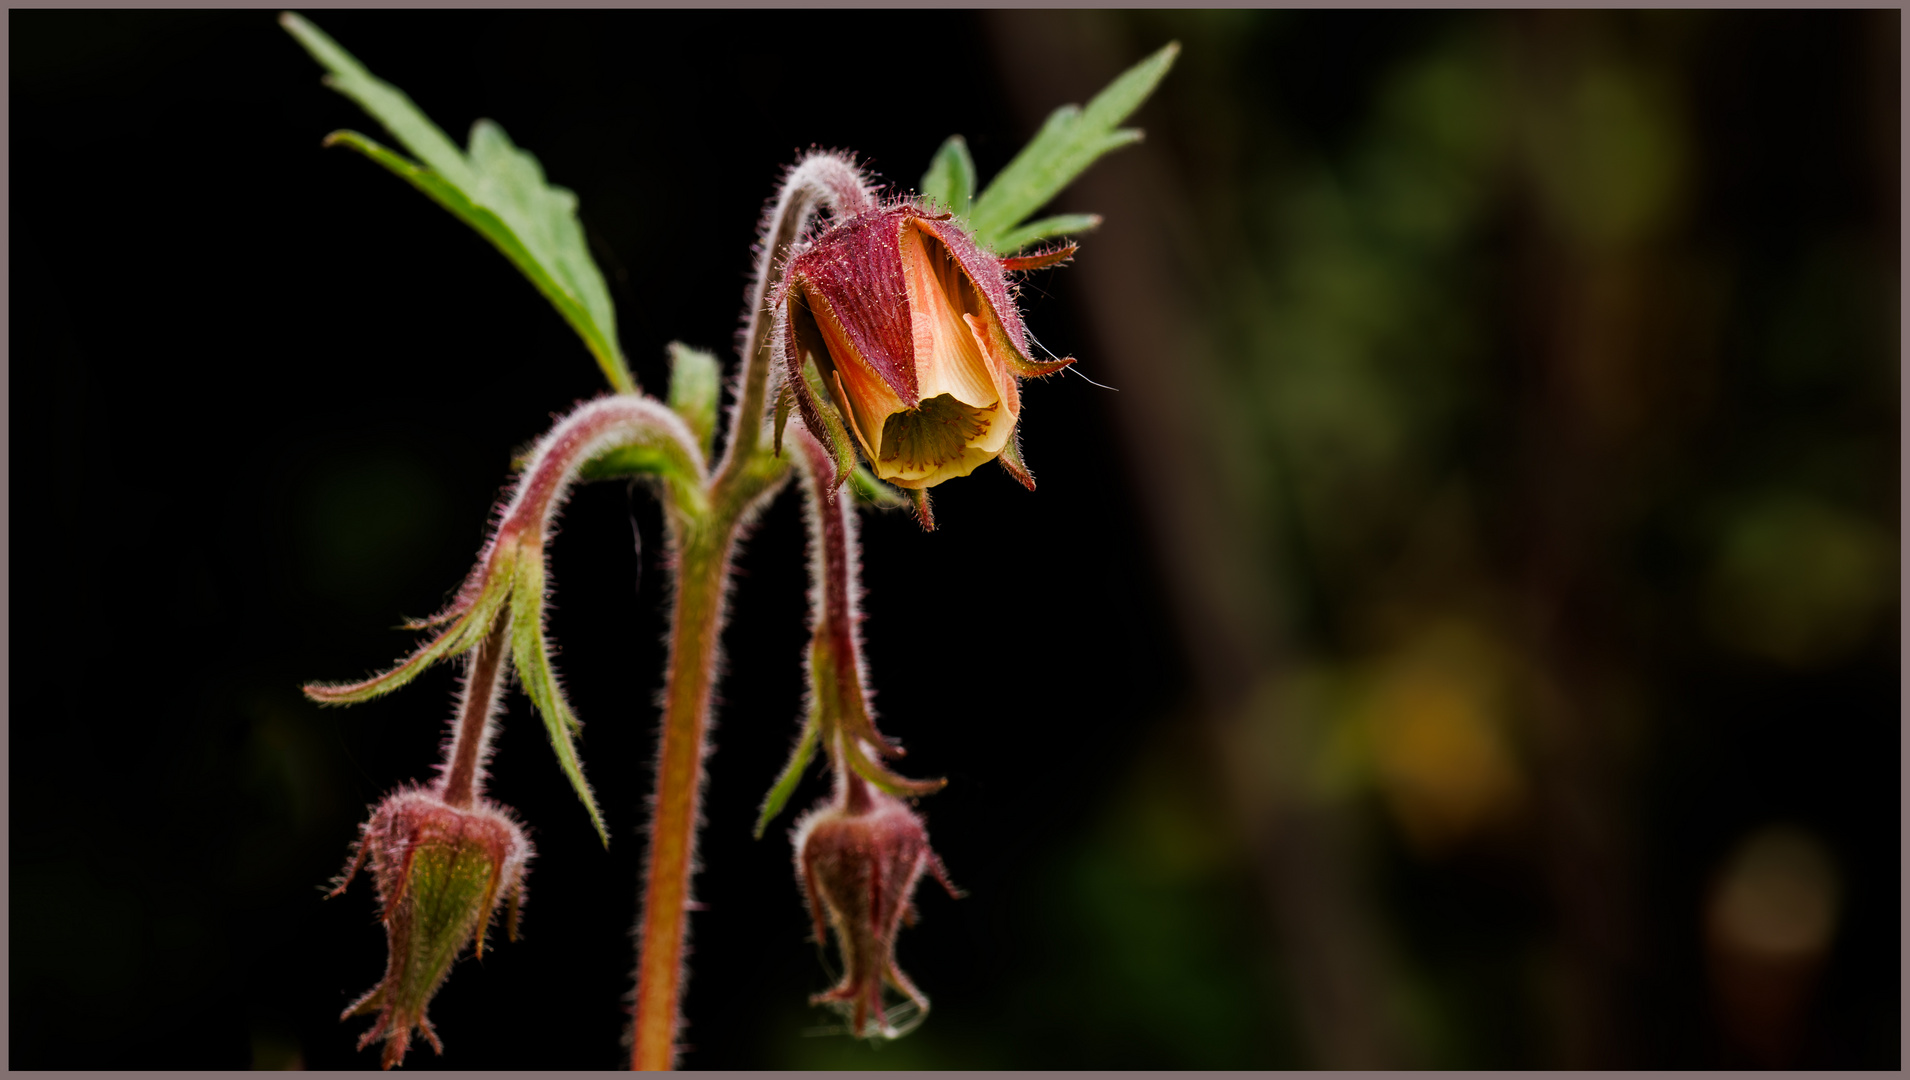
437 616 511 809
713 154 874 489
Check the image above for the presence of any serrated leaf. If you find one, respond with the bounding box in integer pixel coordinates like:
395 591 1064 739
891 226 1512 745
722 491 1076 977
993 213 1104 255
753 715 819 839
283 14 635 394
466 120 624 380
967 41 1179 250
321 131 632 394
280 12 475 190
666 342 721 458
510 556 610 846
919 135 976 219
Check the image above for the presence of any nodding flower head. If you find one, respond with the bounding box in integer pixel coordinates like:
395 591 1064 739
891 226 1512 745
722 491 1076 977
793 755 960 1040
331 789 532 1069
774 202 1077 500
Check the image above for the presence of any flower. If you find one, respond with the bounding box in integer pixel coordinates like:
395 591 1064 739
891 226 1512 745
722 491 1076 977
793 755 960 1039
331 788 532 1069
775 203 1077 501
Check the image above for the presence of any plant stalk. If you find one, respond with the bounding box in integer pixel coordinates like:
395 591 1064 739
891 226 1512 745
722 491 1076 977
631 151 871 1071
438 616 511 808
631 517 730 1070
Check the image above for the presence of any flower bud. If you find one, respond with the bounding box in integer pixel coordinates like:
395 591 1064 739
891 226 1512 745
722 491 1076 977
331 789 532 1069
777 203 1075 495
793 770 958 1039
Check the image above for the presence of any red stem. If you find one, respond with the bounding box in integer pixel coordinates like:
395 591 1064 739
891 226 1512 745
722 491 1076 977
797 432 867 746
438 616 511 808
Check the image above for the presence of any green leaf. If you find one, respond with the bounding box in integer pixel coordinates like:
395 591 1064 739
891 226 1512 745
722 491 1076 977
919 135 977 219
279 12 475 190
966 41 1179 250
993 212 1104 255
321 131 632 394
466 120 624 383
510 557 610 846
666 342 721 458
752 715 819 839
282 14 635 394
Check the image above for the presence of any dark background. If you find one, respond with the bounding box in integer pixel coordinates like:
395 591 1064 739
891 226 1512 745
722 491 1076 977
10 10 1899 1070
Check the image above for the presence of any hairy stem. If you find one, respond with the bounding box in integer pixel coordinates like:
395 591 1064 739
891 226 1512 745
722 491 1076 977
793 428 866 744
438 616 511 809
632 153 870 1071
631 518 730 1070
713 154 874 488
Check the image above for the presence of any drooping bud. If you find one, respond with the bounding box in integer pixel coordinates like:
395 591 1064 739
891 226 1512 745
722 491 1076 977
329 594 531 1068
792 755 959 1040
774 202 1076 509
332 788 532 1069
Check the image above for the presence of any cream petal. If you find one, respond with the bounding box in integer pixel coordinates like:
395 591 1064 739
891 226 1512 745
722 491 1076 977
878 443 1001 490
901 224 1000 412
831 368 895 468
960 313 1018 456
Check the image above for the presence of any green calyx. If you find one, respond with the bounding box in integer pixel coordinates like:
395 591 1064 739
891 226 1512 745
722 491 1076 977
392 839 500 1004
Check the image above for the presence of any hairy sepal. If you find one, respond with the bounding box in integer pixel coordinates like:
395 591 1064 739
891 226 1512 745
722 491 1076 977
754 712 821 839
848 464 909 509
509 554 609 846
997 429 1037 491
797 355 858 495
999 241 1079 273
304 554 517 706
908 488 937 532
996 216 1101 256
844 734 948 800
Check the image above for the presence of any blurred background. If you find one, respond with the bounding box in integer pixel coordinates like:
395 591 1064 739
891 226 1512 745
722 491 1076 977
11 10 1899 1069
